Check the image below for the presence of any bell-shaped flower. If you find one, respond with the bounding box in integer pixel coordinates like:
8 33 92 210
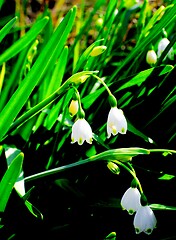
121 187 141 215
133 205 157 235
157 38 174 60
71 118 93 145
107 107 127 138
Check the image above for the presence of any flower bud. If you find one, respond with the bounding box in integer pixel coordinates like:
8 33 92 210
107 161 120 174
108 94 117 107
90 46 107 57
105 232 116 239
146 50 157 65
96 18 104 28
69 100 79 117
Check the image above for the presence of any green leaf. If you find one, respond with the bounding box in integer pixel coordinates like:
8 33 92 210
158 173 175 180
0 16 17 43
0 6 77 141
0 16 49 65
150 203 176 210
0 152 24 212
0 0 4 10
25 200 43 220
6 70 96 136
82 86 105 109
110 4 176 80
127 120 156 144
117 65 173 91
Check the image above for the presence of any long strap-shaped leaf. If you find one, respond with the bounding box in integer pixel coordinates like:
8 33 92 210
0 17 49 65
0 152 24 213
0 6 77 141
0 16 18 43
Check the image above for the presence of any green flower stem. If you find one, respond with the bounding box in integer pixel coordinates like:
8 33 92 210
72 86 85 118
24 148 176 183
24 147 149 182
149 149 176 154
92 74 112 96
4 71 96 139
113 160 143 194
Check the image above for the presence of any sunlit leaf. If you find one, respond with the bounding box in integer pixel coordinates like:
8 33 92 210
158 174 175 180
0 152 24 212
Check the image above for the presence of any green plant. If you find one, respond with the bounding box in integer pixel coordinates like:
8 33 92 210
0 0 175 239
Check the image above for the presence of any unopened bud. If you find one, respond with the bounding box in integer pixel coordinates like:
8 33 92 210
90 46 107 57
108 94 117 108
107 161 120 175
105 231 116 239
146 50 157 65
69 100 79 117
96 18 103 28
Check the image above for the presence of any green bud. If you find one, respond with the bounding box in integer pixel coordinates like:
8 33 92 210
140 193 148 206
107 161 120 175
72 91 79 100
96 17 104 28
131 178 138 188
105 231 116 239
78 108 85 119
108 94 117 107
90 46 107 57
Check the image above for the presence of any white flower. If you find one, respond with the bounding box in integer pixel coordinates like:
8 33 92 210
133 205 157 235
107 107 127 138
146 50 157 65
121 187 141 215
157 38 174 60
71 118 93 145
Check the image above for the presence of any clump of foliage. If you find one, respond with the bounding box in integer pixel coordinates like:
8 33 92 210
0 0 176 239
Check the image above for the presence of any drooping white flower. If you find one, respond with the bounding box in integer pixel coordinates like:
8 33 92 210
107 107 127 138
157 38 174 60
71 118 93 145
146 50 157 65
133 205 157 235
121 187 141 215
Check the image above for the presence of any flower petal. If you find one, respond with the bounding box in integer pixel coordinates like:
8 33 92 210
71 118 93 145
107 107 127 138
133 206 157 235
121 187 141 215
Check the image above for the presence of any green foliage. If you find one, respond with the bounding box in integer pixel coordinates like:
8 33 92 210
0 151 23 213
0 0 175 238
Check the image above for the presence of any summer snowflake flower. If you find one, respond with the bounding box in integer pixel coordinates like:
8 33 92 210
107 107 127 138
71 118 93 145
133 205 157 235
157 38 174 60
121 187 141 215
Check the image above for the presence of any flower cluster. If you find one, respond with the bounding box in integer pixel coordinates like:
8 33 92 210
121 186 157 235
70 92 127 145
146 29 174 66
